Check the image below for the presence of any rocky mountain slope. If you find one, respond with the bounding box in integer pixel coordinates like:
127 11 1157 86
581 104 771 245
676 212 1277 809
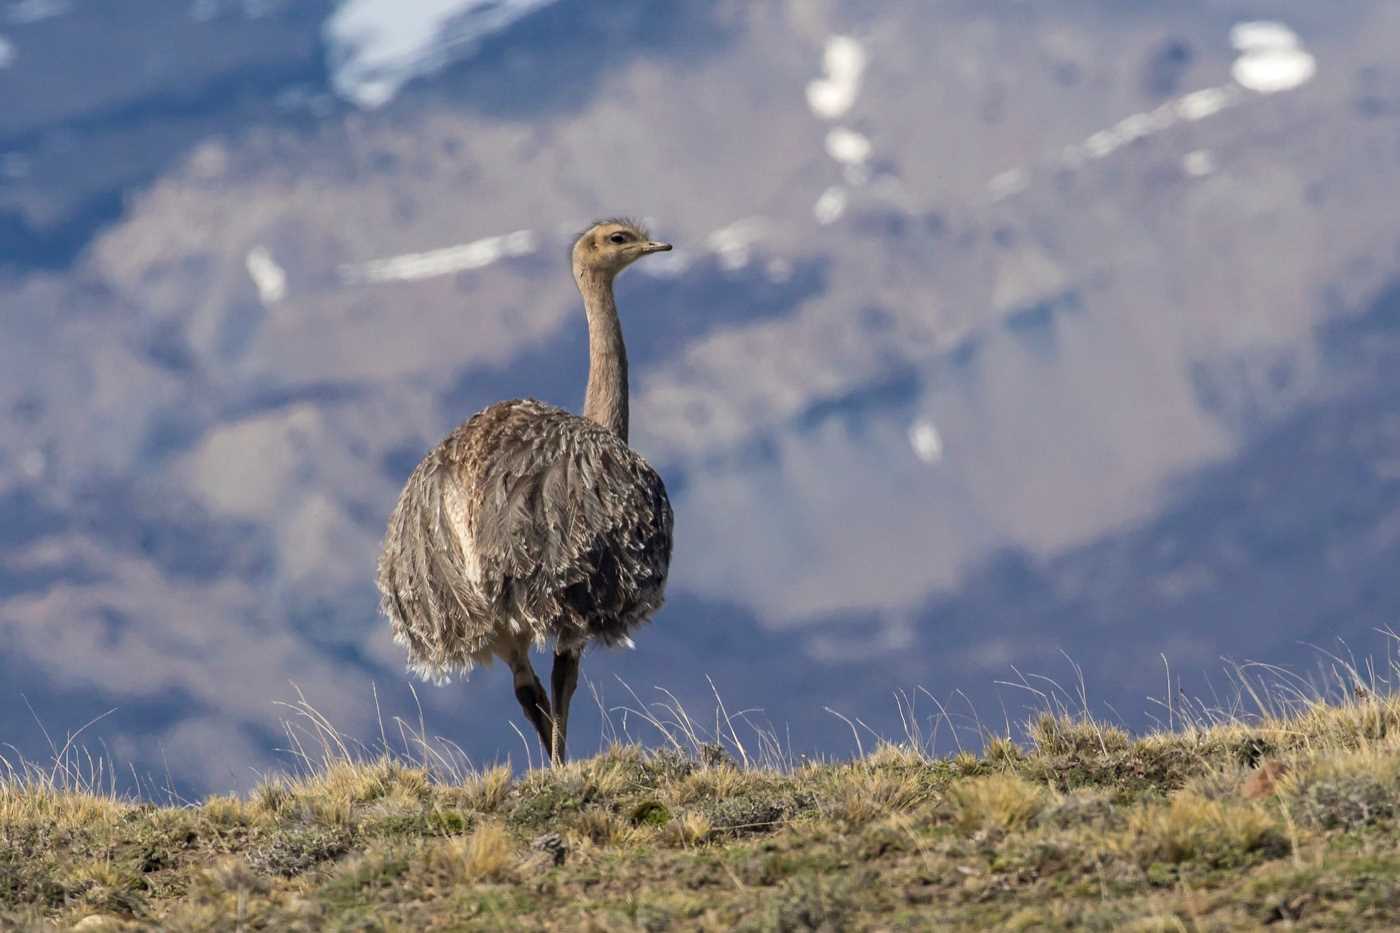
3 0 1400 793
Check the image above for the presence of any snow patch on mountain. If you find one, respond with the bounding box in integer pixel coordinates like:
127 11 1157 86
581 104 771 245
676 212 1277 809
340 229 538 283
324 0 559 108
1231 21 1316 94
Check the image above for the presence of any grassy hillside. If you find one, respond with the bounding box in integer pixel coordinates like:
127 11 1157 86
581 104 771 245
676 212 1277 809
6 687 1400 931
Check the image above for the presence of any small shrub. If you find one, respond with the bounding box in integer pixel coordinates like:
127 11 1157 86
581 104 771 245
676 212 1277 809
508 774 589 827
629 800 671 827
1292 771 1397 830
770 876 854 933
1033 790 1117 829
643 748 695 784
200 857 270 897
1280 748 1400 832
247 826 352 877
703 794 794 837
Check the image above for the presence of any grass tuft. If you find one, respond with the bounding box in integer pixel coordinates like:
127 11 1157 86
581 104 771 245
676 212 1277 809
1123 792 1288 868
950 773 1048 833
449 821 517 882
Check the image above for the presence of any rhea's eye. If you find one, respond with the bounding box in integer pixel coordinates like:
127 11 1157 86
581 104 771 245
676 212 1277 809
608 232 629 244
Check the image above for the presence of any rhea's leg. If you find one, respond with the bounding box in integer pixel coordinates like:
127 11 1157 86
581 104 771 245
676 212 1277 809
500 638 553 762
549 649 581 765
512 665 553 760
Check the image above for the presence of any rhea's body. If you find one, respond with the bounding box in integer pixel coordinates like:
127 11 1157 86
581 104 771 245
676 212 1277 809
377 398 672 679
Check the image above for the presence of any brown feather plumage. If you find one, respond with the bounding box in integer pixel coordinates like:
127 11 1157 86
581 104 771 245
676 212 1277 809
377 398 672 682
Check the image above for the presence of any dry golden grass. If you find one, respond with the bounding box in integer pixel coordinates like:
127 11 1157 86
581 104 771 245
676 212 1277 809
670 762 756 805
822 764 931 826
1028 711 1131 757
569 805 640 848
461 764 513 812
443 821 517 882
0 784 125 832
1121 792 1286 866
9 675 1400 929
949 773 1048 832
661 810 714 848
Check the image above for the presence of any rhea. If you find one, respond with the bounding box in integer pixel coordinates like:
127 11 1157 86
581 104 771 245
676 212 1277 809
376 219 674 765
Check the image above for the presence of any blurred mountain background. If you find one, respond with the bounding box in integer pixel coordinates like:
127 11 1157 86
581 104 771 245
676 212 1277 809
3 0 1400 795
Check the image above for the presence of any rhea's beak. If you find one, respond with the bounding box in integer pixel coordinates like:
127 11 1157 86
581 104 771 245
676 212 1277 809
639 241 672 254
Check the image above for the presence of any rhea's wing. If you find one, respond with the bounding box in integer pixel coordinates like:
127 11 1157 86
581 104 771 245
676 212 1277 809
376 438 493 681
464 400 673 634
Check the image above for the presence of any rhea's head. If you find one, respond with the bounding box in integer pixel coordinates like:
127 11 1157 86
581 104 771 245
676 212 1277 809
571 218 671 282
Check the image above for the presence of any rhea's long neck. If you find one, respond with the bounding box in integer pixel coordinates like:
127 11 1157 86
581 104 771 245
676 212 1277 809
578 270 629 442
